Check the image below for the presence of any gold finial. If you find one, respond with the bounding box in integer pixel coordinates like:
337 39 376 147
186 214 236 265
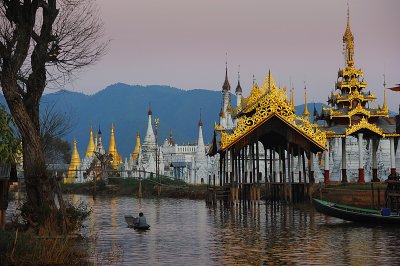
382 75 388 113
268 69 271 92
290 87 294 108
302 83 310 120
343 2 354 66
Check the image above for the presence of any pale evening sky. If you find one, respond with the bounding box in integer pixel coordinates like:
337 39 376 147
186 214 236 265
64 0 400 112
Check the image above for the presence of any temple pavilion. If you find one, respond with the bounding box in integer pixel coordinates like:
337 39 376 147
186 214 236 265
317 7 400 183
209 69 327 202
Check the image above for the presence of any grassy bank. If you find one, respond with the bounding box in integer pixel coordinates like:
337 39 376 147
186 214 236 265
62 176 208 199
0 230 86 265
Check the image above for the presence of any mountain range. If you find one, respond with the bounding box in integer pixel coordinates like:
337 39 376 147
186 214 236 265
5 83 393 160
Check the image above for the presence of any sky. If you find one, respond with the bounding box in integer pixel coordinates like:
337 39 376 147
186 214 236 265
64 0 400 112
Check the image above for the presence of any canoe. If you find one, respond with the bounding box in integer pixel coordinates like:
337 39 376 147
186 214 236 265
313 198 400 224
124 215 150 230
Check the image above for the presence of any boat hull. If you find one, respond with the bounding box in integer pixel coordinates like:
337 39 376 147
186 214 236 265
124 215 150 230
313 199 400 224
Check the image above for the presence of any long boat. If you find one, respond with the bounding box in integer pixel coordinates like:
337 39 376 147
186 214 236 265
313 198 400 224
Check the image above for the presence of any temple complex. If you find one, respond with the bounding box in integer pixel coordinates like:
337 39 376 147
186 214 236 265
318 7 400 183
67 109 213 184
67 6 398 188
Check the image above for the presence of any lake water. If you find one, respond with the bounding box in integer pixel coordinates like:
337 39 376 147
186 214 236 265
8 195 400 265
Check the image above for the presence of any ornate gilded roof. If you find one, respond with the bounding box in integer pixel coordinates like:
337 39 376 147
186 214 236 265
345 117 383 136
219 72 327 151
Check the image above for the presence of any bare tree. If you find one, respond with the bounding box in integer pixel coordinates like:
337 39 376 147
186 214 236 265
0 0 108 233
40 104 73 163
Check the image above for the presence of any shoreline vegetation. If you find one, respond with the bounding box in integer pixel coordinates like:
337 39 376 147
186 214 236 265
61 176 208 199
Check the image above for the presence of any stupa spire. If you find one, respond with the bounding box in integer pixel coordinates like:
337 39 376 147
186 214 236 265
132 132 141 161
85 127 95 157
222 54 231 92
343 3 355 66
198 110 203 127
302 84 310 120
290 87 295 108
235 65 242 95
67 137 81 180
382 75 388 113
108 122 121 169
169 130 175 145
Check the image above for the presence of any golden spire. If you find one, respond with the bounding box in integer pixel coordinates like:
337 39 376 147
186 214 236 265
268 69 271 92
132 132 141 161
67 137 81 181
169 129 175 145
382 75 388 113
85 127 95 157
343 3 354 66
108 123 122 169
290 87 295 108
302 84 310 120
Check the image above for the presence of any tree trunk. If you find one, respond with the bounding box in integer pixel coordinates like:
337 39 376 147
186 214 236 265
2 79 59 233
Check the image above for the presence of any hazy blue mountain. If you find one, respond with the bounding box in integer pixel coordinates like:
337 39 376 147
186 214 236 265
1 84 397 160
41 84 231 159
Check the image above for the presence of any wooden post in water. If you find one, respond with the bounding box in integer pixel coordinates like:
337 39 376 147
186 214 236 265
378 187 381 209
138 177 142 198
93 172 97 200
371 183 375 209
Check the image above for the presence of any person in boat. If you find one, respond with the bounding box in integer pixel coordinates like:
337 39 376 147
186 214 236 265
136 212 148 227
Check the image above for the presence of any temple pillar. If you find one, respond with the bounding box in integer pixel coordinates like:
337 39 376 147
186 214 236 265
298 146 302 183
264 147 268 182
310 152 315 183
290 145 294 183
273 148 277 182
358 133 365 183
219 153 223 186
244 146 248 183
324 139 330 184
256 142 260 185
372 139 379 182
390 138 397 176
278 147 282 183
341 138 348 183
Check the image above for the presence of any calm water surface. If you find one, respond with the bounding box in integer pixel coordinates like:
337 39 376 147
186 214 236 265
10 195 400 265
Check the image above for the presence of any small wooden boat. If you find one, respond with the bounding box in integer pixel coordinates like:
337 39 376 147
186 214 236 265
124 215 150 230
313 198 400 224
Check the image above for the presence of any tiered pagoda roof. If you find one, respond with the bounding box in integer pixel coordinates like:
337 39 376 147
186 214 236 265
318 7 398 138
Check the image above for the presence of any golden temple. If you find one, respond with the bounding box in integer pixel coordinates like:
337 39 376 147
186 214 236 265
318 6 400 183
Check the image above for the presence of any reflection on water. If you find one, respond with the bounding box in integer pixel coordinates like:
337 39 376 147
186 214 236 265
9 195 400 265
